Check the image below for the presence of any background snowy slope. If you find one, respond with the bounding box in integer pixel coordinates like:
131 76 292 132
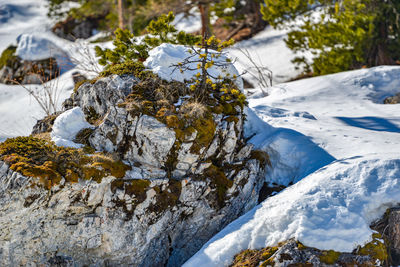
0 0 51 52
185 66 400 266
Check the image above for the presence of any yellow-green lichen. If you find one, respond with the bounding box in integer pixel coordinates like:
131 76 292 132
148 180 182 213
357 233 388 263
73 79 89 93
250 150 271 168
231 246 278 267
319 250 340 264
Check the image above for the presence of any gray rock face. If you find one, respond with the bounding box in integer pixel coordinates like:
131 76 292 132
261 240 374 267
0 158 263 266
67 75 252 179
52 16 101 41
0 74 266 266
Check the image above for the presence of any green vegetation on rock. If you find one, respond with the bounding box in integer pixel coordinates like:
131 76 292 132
0 45 17 69
0 136 130 189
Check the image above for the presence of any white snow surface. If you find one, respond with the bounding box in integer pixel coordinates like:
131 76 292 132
51 107 93 148
16 32 75 73
185 155 400 266
185 66 400 266
172 10 202 33
229 26 311 85
16 33 67 61
144 43 244 91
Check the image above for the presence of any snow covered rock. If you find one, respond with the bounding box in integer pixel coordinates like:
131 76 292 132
66 74 250 178
0 70 267 266
144 43 244 91
0 33 74 84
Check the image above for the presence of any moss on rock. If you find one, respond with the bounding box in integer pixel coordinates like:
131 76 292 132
0 136 131 189
0 46 17 69
204 164 233 209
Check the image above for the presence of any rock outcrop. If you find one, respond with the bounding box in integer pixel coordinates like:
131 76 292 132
52 16 101 41
384 92 400 104
0 49 60 84
0 34 74 84
0 74 266 266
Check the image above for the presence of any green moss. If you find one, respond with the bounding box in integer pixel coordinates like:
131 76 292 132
0 136 131 189
250 150 271 168
190 116 216 154
0 46 17 69
204 164 233 208
74 127 94 146
231 247 278 267
125 179 151 201
165 115 181 129
100 60 149 79
226 115 239 123
164 141 181 178
357 233 388 262
73 79 89 93
319 250 340 264
148 180 182 213
84 106 101 125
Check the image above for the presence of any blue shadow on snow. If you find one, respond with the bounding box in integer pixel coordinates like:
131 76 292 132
336 116 400 133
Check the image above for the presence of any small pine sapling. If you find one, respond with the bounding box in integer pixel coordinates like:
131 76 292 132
95 12 201 77
173 35 245 106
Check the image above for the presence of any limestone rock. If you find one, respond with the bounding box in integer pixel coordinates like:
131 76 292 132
0 157 264 266
0 73 269 266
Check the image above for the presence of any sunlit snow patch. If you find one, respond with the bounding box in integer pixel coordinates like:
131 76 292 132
51 107 93 148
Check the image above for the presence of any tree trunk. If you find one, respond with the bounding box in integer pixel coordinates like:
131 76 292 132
198 2 211 42
118 0 126 29
368 15 395 66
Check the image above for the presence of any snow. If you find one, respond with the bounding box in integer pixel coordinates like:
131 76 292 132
185 66 400 266
249 66 400 160
51 107 93 148
244 108 335 186
173 9 202 33
17 33 65 60
0 0 52 53
144 43 244 91
185 155 400 266
0 70 75 142
229 26 311 85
